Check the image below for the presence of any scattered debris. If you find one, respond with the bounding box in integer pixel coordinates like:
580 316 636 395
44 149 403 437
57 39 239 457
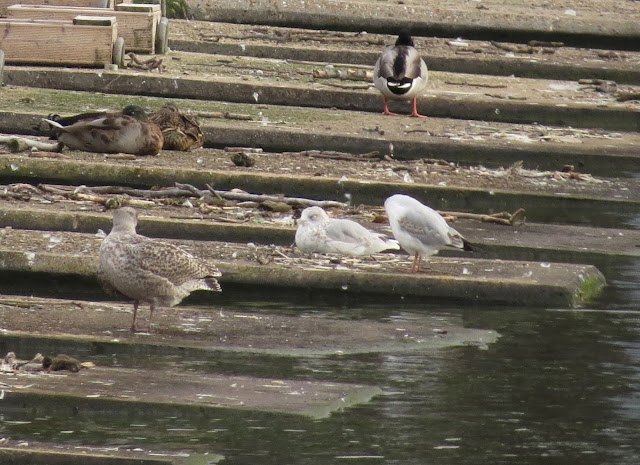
312 68 373 82
231 151 256 167
0 134 62 152
126 52 164 72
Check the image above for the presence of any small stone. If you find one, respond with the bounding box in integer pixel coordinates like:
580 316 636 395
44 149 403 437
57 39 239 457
230 152 256 167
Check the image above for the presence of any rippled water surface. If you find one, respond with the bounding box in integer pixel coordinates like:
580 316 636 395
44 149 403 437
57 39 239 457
1 260 639 464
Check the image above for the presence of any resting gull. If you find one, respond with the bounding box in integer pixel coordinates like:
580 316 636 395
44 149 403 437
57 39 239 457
384 194 472 272
295 206 399 256
98 207 222 332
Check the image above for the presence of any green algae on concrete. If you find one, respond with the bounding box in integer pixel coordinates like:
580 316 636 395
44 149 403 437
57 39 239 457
0 446 218 465
0 232 607 306
1 155 639 228
1 366 383 420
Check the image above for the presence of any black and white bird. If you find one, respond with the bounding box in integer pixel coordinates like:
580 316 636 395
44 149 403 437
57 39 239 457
373 31 429 118
384 194 473 272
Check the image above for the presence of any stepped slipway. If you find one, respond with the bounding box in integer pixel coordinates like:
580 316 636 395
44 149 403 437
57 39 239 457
1 205 638 266
0 228 606 307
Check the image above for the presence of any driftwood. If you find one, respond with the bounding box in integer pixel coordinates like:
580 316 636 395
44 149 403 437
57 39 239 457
281 149 382 162
444 81 507 89
40 183 348 209
195 111 253 121
440 208 526 226
127 52 164 72
0 135 62 152
616 92 640 102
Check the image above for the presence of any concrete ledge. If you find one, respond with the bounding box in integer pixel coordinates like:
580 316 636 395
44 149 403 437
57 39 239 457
0 446 211 465
0 226 607 307
1 155 639 228
187 0 640 49
1 365 382 420
5 66 640 132
1 205 639 266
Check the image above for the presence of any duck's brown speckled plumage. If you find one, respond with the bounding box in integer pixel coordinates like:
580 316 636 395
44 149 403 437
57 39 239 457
150 103 204 151
45 105 164 156
98 207 222 332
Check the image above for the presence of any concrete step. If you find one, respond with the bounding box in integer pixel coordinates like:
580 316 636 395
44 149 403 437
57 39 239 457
170 20 640 85
0 228 606 307
5 53 640 131
187 0 640 50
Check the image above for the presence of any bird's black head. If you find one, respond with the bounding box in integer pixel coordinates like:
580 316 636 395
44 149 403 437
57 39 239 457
122 105 148 120
395 30 415 47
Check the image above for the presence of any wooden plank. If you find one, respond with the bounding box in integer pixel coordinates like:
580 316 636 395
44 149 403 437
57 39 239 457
0 0 112 16
8 4 159 52
0 18 116 66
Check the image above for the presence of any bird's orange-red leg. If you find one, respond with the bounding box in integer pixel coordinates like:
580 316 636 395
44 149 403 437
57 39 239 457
410 98 427 118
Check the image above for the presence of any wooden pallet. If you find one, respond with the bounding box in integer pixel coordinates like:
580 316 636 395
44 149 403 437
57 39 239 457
8 3 161 52
0 0 111 16
0 15 119 66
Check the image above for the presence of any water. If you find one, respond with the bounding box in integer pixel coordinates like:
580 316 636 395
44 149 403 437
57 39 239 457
1 260 639 464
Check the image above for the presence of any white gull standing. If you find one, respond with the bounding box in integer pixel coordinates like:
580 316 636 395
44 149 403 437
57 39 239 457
295 206 399 257
384 194 472 272
98 207 222 332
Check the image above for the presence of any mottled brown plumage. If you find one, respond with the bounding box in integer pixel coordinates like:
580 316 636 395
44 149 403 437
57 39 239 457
150 103 204 151
44 105 164 156
98 207 222 332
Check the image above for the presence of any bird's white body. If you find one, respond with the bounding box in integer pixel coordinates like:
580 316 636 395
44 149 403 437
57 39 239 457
373 46 428 101
384 194 468 271
373 31 428 117
295 206 399 257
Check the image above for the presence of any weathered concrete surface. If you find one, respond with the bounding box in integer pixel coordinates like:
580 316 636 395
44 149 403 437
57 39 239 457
169 20 640 84
1 154 638 228
5 59 640 131
0 295 498 355
0 444 219 465
3 85 640 176
0 227 607 307
1 364 382 419
187 0 640 48
2 205 637 264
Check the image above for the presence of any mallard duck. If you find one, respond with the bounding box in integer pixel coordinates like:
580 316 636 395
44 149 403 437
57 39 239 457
373 31 429 118
295 206 399 256
384 194 473 272
149 103 204 151
44 105 164 156
98 207 222 332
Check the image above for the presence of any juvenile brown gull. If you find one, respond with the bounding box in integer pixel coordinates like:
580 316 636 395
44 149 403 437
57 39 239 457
384 194 472 272
295 206 399 256
98 207 221 332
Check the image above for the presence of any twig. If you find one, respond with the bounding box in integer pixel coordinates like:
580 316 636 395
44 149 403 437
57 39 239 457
126 52 164 72
444 81 507 89
52 183 348 208
195 111 253 121
490 41 533 54
439 208 526 226
282 149 382 162
616 92 640 102
0 135 62 152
